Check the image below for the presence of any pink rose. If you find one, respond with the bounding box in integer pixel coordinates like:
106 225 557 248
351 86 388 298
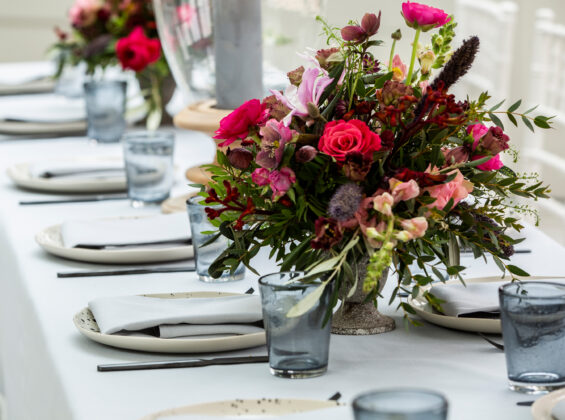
318 119 381 163
401 2 451 31
467 123 489 150
251 168 270 186
389 178 420 203
268 167 296 200
424 169 473 210
116 27 161 72
213 99 268 147
472 154 504 171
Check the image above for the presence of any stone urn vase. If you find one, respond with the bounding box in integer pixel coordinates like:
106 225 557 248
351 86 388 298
331 261 395 335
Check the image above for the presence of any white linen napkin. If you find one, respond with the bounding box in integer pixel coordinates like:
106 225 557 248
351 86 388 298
552 399 565 420
0 94 85 123
61 213 190 249
88 294 263 336
29 160 125 180
429 278 565 317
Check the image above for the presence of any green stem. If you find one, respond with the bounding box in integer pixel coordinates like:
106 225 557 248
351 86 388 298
405 27 421 85
388 39 397 72
146 71 162 131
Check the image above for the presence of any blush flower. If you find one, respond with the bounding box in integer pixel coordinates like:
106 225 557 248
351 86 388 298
399 217 428 239
268 167 296 200
271 67 333 126
424 168 473 210
373 192 394 216
256 119 296 169
318 119 381 163
389 178 420 203
213 99 268 147
116 26 161 72
69 0 102 27
401 2 451 31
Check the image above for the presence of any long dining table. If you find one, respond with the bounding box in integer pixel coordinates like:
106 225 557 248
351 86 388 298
1 97 565 420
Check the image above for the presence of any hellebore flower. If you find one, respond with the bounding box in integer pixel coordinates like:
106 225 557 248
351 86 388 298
256 119 296 169
341 12 381 43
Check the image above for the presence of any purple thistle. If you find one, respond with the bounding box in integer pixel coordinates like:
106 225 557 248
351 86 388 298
328 183 363 221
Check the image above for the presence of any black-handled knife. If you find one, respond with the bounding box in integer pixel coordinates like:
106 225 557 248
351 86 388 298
57 265 195 278
20 194 129 205
97 355 269 372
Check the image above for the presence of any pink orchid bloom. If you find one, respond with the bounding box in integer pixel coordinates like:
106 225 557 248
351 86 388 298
271 67 333 126
268 167 296 200
389 177 420 203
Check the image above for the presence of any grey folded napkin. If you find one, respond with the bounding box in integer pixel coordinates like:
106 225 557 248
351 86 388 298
88 294 263 337
429 279 565 317
61 213 190 249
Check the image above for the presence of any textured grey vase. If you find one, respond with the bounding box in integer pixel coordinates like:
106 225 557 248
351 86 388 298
331 262 395 335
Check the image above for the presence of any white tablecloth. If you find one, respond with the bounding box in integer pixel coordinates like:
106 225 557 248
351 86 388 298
1 98 564 420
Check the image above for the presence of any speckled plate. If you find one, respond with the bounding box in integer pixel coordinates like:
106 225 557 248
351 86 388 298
74 291 266 353
139 398 344 419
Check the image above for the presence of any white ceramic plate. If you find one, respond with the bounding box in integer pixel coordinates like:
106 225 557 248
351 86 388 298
7 157 126 193
74 291 266 353
36 221 193 264
408 276 565 334
139 398 343 419
532 388 565 420
0 78 55 96
0 119 86 135
161 193 197 214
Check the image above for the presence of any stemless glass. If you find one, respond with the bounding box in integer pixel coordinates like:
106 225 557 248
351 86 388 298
123 131 175 207
499 281 565 394
258 271 333 379
352 389 448 420
84 80 127 143
186 197 245 282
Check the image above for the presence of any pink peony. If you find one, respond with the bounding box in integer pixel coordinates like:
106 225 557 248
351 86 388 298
424 168 473 210
318 119 381 163
268 167 296 200
401 2 451 31
271 67 332 126
472 154 504 171
213 99 268 147
389 178 420 203
251 168 270 186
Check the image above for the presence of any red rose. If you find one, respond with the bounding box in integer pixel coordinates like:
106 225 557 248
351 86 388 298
318 119 381 163
213 99 267 147
116 26 161 72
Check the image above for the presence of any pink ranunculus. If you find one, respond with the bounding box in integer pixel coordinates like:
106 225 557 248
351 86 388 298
472 154 504 171
399 217 428 239
373 192 394 217
213 99 268 147
268 167 296 200
116 27 161 72
271 67 333 126
256 119 296 169
251 168 270 186
318 119 381 163
424 168 473 210
389 178 420 203
69 0 102 27
467 123 489 150
401 2 451 32
391 54 407 82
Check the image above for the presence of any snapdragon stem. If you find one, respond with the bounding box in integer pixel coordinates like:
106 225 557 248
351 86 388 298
388 39 397 72
405 27 421 85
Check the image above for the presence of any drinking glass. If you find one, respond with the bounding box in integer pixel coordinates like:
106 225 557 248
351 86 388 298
352 389 448 420
123 131 175 207
186 197 245 282
84 80 127 143
499 281 565 393
258 271 333 379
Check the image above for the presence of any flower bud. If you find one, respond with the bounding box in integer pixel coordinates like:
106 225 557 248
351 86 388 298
295 145 318 163
307 102 321 119
418 49 435 75
227 147 253 170
361 11 381 37
391 29 402 41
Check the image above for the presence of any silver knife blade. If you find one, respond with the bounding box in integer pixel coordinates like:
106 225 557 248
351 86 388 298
97 355 269 372
20 194 129 205
57 265 195 278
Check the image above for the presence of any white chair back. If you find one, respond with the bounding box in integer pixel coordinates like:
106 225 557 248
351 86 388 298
451 0 518 103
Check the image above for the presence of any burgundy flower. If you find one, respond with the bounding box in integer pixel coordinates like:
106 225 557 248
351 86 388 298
295 145 318 163
342 151 373 181
341 12 381 43
227 147 253 170
311 217 343 250
480 127 510 155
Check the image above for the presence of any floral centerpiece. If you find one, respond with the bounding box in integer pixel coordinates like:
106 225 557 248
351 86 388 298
199 2 552 323
53 0 171 129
